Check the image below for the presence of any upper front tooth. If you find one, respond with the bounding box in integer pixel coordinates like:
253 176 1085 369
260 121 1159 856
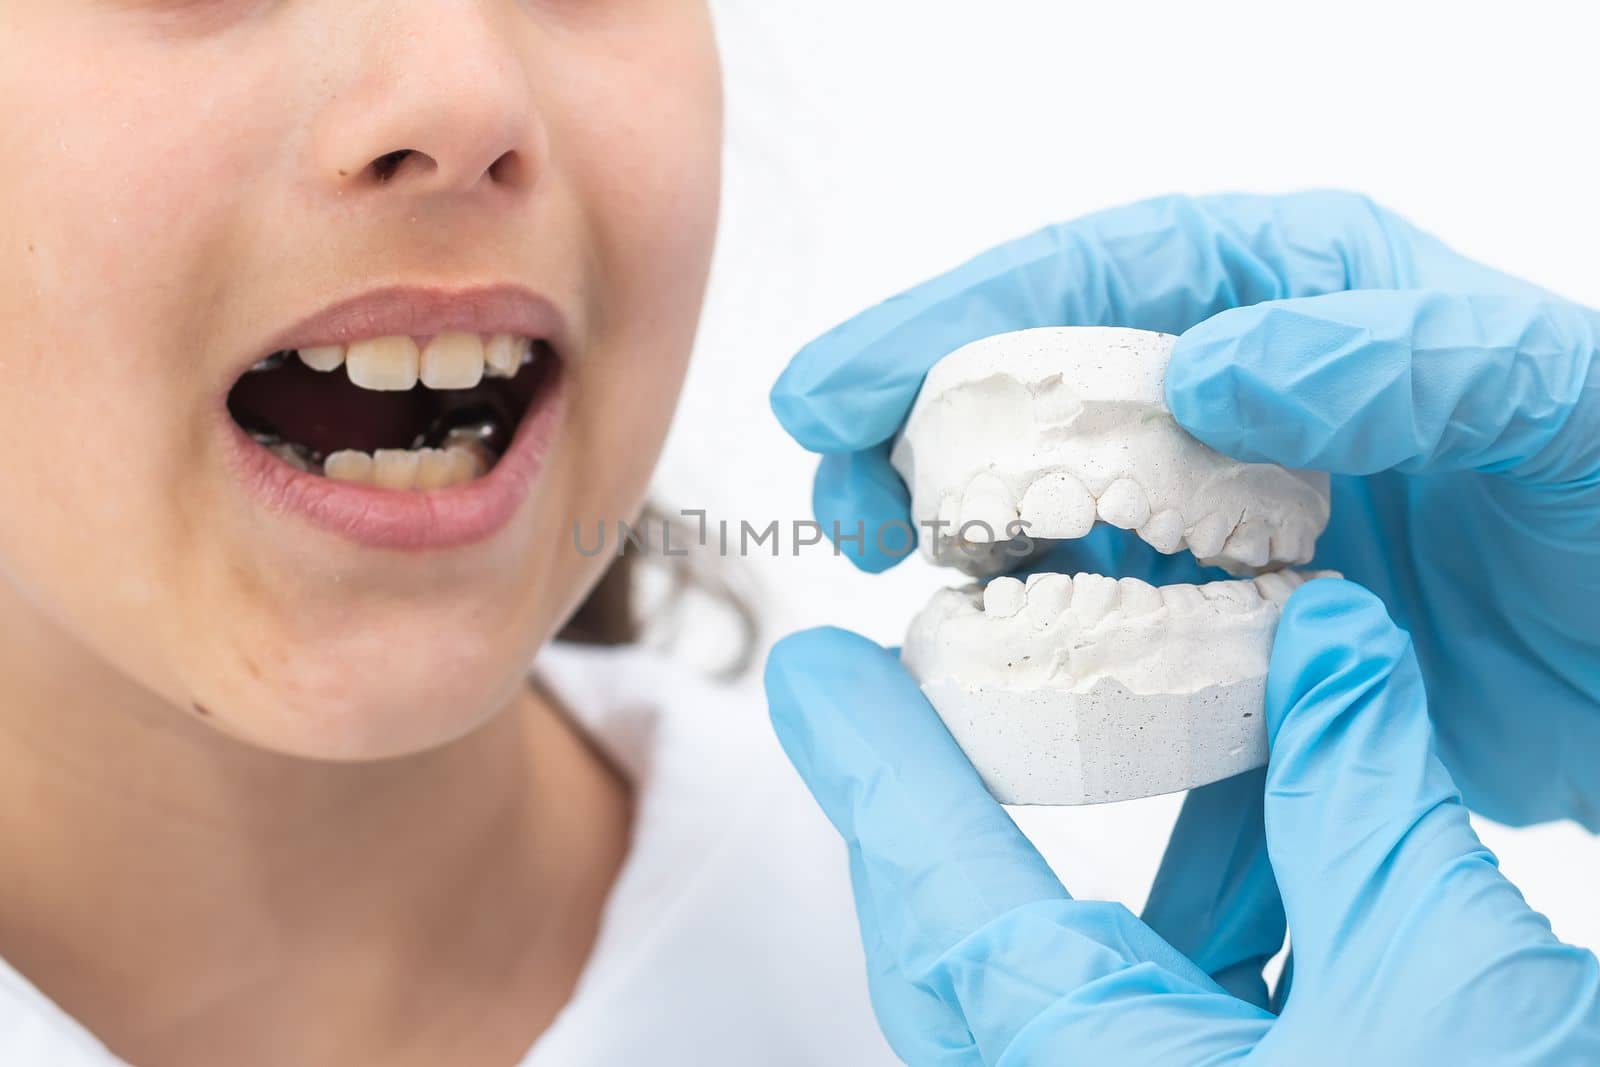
299 345 345 372
1272 527 1316 566
1186 512 1235 559
1096 479 1151 530
959 473 1017 543
485 334 530 378
1018 471 1096 539
347 337 420 391
1221 518 1272 569
421 333 485 389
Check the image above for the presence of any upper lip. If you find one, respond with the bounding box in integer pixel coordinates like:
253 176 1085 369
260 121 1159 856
231 283 568 382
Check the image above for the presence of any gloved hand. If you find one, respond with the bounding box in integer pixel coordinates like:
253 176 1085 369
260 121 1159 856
769 190 1600 831
765 582 1600 1066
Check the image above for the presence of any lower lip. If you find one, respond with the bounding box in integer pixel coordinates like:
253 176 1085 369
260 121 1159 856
220 375 566 551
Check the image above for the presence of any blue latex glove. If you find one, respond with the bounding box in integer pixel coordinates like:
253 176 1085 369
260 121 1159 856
770 191 1600 832
765 582 1600 1065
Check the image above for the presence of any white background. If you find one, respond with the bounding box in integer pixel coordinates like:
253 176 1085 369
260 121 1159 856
654 1 1600 952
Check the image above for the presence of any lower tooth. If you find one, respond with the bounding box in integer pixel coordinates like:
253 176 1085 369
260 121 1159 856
442 430 496 469
325 450 375 483
373 449 421 490
321 445 487 489
269 443 313 473
414 448 455 490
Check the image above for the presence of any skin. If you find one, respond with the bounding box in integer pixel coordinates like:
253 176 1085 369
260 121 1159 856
0 2 721 1064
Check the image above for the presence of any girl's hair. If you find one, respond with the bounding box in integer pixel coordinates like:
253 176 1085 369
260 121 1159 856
556 504 759 676
558 551 639 645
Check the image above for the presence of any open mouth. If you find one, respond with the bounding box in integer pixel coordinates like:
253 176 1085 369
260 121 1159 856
226 333 558 491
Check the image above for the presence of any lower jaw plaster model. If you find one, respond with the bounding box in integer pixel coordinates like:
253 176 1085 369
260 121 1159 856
894 327 1335 805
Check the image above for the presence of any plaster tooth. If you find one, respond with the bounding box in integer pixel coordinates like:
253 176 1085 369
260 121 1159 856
1117 577 1165 617
983 577 1027 619
1159 583 1207 614
1221 518 1272 569
1023 573 1073 624
1273 527 1316 566
1201 581 1261 613
1252 571 1299 605
1070 574 1120 624
1018 470 1096 540
959 472 1017 544
1186 512 1235 559
1096 478 1151 530
1138 509 1186 555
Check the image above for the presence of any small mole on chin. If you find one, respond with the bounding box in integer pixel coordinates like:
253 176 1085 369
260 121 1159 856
191 702 212 718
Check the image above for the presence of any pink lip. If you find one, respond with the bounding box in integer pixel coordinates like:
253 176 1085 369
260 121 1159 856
219 285 568 551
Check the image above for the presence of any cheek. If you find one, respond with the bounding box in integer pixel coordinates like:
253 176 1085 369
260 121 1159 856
547 35 723 523
0 31 282 694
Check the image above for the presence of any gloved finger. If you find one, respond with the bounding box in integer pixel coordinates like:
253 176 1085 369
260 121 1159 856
812 445 918 573
1262 580 1600 1048
838 780 1273 1062
770 189 1506 458
1140 768 1285 1009
1169 289 1600 486
764 627 1068 974
765 628 1271 1061
936 898 1273 1063
847 849 987 1067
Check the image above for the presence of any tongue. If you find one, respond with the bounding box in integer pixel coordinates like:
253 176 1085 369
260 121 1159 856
228 361 432 455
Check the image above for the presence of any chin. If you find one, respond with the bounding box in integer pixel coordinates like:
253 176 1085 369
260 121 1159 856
190 617 541 762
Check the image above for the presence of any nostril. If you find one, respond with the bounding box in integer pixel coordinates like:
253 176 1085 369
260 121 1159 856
486 150 525 186
370 149 425 183
353 145 525 189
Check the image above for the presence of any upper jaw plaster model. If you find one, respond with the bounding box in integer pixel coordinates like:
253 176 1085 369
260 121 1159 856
894 327 1335 806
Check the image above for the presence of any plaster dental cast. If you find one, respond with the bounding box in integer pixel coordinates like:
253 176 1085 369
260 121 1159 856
896 326 1336 805
769 192 1600 1064
0 6 900 1067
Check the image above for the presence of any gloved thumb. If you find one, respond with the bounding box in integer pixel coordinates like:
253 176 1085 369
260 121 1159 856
1259 581 1599 1042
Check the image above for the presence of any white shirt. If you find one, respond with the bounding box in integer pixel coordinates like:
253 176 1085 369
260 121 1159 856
0 642 897 1066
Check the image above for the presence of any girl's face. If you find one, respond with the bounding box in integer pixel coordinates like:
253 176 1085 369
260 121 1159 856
0 2 721 758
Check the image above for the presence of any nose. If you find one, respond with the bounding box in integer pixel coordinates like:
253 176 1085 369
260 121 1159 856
313 6 545 199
